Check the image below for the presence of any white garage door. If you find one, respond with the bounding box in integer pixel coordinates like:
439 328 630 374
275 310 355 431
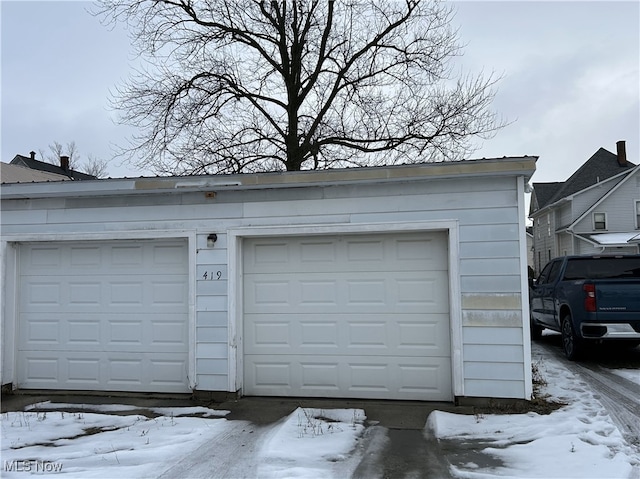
243 232 452 401
17 240 190 393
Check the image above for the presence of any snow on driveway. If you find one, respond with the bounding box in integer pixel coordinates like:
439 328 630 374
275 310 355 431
612 369 640 386
2 342 639 478
1 404 366 478
429 342 640 478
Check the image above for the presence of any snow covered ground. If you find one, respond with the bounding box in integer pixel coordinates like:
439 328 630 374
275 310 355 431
1 342 639 478
428 342 640 478
611 369 640 387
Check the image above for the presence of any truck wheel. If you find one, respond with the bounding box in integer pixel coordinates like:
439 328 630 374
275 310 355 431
561 314 583 360
530 315 543 340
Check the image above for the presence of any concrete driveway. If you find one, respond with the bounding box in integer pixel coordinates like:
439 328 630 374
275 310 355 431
2 392 471 478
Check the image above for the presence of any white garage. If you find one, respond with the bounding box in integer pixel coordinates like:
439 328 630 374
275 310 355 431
16 240 190 393
2 158 537 401
242 232 452 401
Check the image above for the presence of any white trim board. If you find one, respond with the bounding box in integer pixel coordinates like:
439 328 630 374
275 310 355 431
227 220 463 398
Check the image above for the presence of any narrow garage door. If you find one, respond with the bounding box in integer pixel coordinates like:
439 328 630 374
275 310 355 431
243 232 452 401
17 240 190 393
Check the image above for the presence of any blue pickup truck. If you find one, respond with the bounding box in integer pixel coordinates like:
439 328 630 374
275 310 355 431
529 255 640 360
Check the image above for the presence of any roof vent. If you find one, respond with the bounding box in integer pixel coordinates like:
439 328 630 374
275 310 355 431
616 140 627 166
30 151 36 160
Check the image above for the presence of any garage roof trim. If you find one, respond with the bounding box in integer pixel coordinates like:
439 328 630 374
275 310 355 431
1 156 537 199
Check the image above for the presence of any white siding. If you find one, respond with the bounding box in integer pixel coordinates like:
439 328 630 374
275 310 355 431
1 172 531 400
557 232 573 256
570 178 623 224
557 203 572 227
532 211 556 271
194 232 229 391
573 173 640 233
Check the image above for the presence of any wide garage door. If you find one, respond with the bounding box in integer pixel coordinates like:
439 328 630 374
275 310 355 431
17 239 190 393
243 232 452 401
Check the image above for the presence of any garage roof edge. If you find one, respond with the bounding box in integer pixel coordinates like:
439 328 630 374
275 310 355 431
1 156 537 199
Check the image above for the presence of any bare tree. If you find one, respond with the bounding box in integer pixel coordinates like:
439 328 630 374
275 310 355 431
39 141 80 169
38 141 109 178
95 0 504 175
83 155 110 178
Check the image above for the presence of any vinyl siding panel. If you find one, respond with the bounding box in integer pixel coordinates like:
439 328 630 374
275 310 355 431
570 180 621 223
573 174 640 232
558 203 572 227
355 207 519 226
557 232 573 256
464 344 524 362
461 327 525 397
465 379 526 399
196 311 228 327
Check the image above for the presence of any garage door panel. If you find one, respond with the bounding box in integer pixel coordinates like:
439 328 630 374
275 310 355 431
68 357 102 385
396 315 451 354
23 243 187 276
18 351 189 392
68 319 101 346
244 233 448 274
20 314 187 353
21 356 60 385
245 313 450 356
18 240 189 393
244 232 452 401
244 272 449 314
245 354 452 400
20 277 187 313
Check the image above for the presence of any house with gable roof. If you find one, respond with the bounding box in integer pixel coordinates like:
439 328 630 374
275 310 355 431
9 151 96 180
529 140 639 273
0 162 71 183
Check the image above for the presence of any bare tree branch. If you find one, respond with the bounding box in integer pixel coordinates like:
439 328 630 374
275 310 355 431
93 0 506 174
38 141 110 178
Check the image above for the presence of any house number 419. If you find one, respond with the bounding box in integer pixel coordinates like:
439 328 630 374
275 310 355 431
202 271 222 280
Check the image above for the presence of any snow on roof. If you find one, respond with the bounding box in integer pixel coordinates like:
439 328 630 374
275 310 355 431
588 232 640 245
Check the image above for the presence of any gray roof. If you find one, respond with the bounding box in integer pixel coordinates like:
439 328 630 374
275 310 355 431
1 155 538 200
530 182 562 213
531 147 635 212
9 154 96 180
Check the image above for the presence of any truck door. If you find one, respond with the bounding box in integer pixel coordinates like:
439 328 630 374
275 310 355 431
531 259 563 328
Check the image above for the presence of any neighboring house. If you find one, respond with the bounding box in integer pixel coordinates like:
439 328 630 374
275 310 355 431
1 162 71 183
526 226 534 271
529 141 639 273
10 151 96 180
1 157 537 403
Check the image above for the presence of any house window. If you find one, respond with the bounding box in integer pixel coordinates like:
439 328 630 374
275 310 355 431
636 200 640 229
593 212 606 230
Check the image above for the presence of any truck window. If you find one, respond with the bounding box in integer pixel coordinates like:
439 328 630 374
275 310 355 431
547 261 563 283
536 262 553 284
563 257 640 280
537 260 561 285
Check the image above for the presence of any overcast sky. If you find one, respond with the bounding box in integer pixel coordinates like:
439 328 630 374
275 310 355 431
1 1 638 183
